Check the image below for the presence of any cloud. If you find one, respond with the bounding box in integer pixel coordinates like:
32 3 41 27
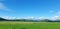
50 16 60 20
38 17 49 20
0 16 9 19
0 16 17 19
38 17 44 19
24 16 35 19
38 16 60 20
57 11 60 15
0 2 12 12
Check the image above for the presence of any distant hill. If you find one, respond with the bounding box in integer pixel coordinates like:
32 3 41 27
0 17 6 21
0 17 60 22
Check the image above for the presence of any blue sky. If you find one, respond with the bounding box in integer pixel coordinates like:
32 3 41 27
0 0 60 19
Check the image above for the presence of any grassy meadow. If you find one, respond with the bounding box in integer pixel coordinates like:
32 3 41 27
0 22 60 29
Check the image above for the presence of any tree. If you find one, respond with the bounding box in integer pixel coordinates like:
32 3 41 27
40 19 53 22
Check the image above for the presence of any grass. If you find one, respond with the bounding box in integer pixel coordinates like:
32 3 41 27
0 22 60 29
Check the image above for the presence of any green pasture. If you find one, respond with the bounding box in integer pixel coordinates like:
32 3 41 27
0 22 60 29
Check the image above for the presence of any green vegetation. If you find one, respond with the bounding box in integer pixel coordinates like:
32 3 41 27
0 17 60 29
0 22 60 29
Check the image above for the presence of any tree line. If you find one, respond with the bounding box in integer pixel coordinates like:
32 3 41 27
0 17 60 22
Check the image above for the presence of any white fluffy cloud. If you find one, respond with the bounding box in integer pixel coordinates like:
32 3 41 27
38 17 49 20
38 16 60 20
39 17 44 19
50 16 60 20
0 16 9 19
24 16 35 19
0 16 60 20
0 16 17 19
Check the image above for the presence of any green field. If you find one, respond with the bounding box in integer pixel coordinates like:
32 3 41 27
0 22 60 29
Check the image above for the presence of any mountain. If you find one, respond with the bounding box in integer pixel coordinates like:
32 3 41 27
0 17 6 21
